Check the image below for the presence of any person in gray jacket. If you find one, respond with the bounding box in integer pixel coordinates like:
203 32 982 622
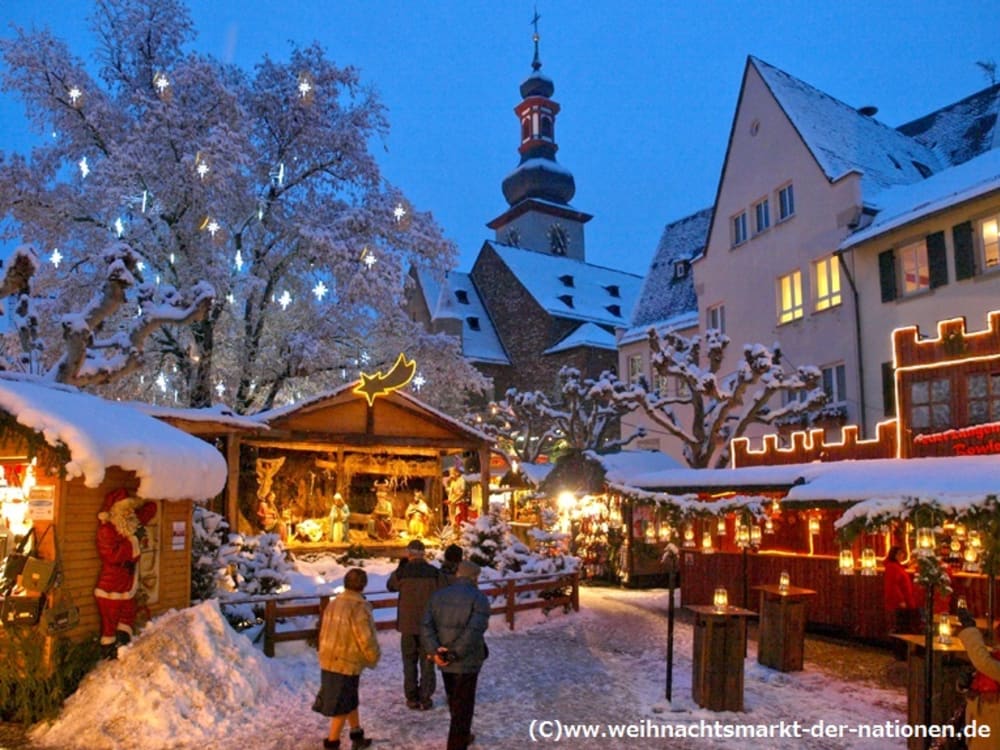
421 561 490 750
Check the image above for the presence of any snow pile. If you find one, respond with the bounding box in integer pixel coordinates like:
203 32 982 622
32 601 280 750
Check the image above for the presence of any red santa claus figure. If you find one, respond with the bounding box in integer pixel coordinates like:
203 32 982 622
94 488 157 659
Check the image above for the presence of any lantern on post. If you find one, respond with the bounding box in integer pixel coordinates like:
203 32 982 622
713 587 729 612
838 549 855 575
778 570 790 593
860 548 878 576
916 527 935 553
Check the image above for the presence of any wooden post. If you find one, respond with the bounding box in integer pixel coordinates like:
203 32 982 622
922 587 934 750
264 599 276 658
506 579 517 630
570 572 580 612
225 433 241 527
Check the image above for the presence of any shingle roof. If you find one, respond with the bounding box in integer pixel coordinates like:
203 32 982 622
543 322 617 354
898 83 1000 168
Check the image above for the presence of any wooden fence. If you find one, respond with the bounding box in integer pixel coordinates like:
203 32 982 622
249 571 579 657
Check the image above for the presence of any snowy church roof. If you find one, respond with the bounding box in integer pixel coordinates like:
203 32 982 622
752 56 944 195
413 268 510 365
484 241 643 328
620 207 710 344
841 147 1000 248
0 375 227 500
898 82 1000 168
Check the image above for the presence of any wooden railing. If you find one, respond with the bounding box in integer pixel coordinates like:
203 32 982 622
248 571 579 657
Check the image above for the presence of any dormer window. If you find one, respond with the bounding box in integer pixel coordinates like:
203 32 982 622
558 274 575 288
606 304 621 317
454 290 470 305
673 260 689 279
557 294 574 309
466 316 481 331
604 284 620 298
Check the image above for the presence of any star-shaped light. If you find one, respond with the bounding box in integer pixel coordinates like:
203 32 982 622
155 373 168 393
114 217 125 237
215 381 226 397
361 247 377 269
153 72 170 96
393 203 406 222
298 78 312 98
206 219 220 238
67 86 83 107
412 372 426 391
50 248 63 268
234 249 244 271
312 280 328 301
278 290 292 310
78 157 90 178
196 161 210 180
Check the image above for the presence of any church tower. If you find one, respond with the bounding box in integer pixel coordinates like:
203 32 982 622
487 14 592 260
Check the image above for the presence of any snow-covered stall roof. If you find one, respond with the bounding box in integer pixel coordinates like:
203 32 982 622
752 56 943 195
484 241 643 328
584 449 684 484
0 375 227 500
130 402 267 432
841 147 1000 248
413 268 510 365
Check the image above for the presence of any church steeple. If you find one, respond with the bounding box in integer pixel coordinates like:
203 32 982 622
489 11 592 259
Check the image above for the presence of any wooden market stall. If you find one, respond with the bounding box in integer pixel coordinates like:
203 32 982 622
0 376 227 651
235 382 493 551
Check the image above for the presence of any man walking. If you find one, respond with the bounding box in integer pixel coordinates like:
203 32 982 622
386 538 444 709
422 561 490 750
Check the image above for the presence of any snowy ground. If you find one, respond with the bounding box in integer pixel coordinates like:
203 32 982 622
29 556 910 749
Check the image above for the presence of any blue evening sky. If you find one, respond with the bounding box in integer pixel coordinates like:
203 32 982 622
2 1 998 275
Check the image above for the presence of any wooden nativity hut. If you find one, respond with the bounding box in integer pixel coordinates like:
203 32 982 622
0 375 227 648
235 382 493 549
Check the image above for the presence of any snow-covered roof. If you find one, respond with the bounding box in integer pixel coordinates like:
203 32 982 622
0 375 226 500
619 453 999 507
898 82 1000 168
628 207 710 332
130 402 266 432
414 268 510 365
484 241 643 328
543 322 616 354
583 449 683 483
752 56 944 195
841 147 1000 248
517 461 553 487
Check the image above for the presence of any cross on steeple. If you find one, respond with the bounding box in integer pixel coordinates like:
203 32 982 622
531 7 542 71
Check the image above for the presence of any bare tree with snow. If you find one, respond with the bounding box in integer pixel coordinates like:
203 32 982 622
634 328 826 469
0 0 486 412
470 366 645 463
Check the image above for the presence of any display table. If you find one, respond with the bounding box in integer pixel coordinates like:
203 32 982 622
687 604 757 711
753 584 816 672
892 634 970 750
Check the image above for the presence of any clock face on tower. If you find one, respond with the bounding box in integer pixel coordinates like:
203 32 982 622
548 223 569 255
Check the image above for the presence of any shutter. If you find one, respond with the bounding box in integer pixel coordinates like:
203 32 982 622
927 231 948 288
953 221 976 280
878 249 897 302
881 361 896 418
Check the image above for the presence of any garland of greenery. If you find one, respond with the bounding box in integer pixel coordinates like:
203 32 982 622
0 412 71 478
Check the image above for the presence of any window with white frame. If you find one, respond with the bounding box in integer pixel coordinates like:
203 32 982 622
910 377 951 432
822 363 847 405
706 303 726 334
777 270 803 323
627 354 644 386
980 216 1000 271
753 198 770 234
813 255 842 311
655 373 691 399
778 184 795 221
899 239 930 295
967 372 1000 424
732 212 748 246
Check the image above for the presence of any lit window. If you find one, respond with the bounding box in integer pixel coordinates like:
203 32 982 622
628 354 644 386
706 303 726 334
777 270 803 323
967 372 1000 424
655 373 690 398
899 239 930 295
732 212 748 246
910 377 951 432
813 255 842 311
981 217 1000 270
753 198 770 234
778 184 795 221
822 363 847 405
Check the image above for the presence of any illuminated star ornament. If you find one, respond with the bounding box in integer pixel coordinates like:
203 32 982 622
312 280 328 301
206 219 220 238
393 203 406 222
412 372 426 391
353 353 417 406
50 248 63 268
195 152 210 180
215 381 226 398
278 290 292 310
361 247 377 270
78 157 90 178
153 72 170 97
234 249 244 271
67 86 83 107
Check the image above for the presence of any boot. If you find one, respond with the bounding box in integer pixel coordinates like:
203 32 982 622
322 740 341 750
99 643 118 660
349 728 372 749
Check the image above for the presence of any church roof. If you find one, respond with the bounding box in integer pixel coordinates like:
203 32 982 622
544 322 617 355
484 241 643 328
751 56 944 195
898 83 1000 168
622 206 711 343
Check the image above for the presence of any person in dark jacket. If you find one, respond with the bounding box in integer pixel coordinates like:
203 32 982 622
422 561 490 750
386 538 444 709
440 543 464 584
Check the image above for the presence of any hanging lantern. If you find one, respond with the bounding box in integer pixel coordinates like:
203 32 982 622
713 587 729 611
778 570 790 593
683 524 695 548
964 546 981 572
838 549 855 576
645 525 655 541
808 516 821 535
750 525 762 546
860 548 878 576
955 524 967 539
716 517 727 536
950 539 962 555
970 530 983 549
701 531 715 554
916 527 935 553
764 517 774 534
659 524 672 541
736 524 750 548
